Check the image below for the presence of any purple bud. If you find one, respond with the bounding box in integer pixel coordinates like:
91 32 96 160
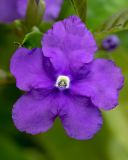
102 35 120 51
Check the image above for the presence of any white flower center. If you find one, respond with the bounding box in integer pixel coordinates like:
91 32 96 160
55 75 70 89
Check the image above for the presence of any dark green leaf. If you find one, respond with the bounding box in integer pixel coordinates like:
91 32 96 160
22 29 43 49
94 9 128 38
70 0 87 22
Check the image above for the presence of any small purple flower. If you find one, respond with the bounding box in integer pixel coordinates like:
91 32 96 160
0 0 63 23
102 35 120 51
10 16 124 140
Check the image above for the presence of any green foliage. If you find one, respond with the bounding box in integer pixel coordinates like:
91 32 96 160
87 0 128 29
0 24 22 70
0 135 29 160
70 0 87 22
22 29 43 49
25 0 45 29
94 9 128 39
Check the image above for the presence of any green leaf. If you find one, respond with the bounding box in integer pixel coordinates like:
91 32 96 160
25 0 45 30
70 0 87 22
94 9 128 38
22 29 43 49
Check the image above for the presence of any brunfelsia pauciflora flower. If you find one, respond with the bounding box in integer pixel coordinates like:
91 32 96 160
0 0 63 23
102 35 120 51
10 16 124 140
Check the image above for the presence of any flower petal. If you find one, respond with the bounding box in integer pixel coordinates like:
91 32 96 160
42 16 97 72
12 90 58 134
59 95 102 140
44 0 63 21
71 59 124 110
17 0 28 17
0 0 21 23
10 47 53 91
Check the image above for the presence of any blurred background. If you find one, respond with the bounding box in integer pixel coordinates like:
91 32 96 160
0 0 128 160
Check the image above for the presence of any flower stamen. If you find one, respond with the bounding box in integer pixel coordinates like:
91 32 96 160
55 75 70 89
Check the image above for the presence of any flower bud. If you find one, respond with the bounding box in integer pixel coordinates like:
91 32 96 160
102 35 120 51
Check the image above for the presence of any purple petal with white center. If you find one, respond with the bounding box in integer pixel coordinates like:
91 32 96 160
12 90 58 134
59 95 102 140
10 47 53 91
71 59 124 110
42 16 97 73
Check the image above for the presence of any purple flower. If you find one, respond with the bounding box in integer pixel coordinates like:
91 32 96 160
44 0 63 21
0 0 28 23
10 16 124 140
102 35 120 51
0 0 63 23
